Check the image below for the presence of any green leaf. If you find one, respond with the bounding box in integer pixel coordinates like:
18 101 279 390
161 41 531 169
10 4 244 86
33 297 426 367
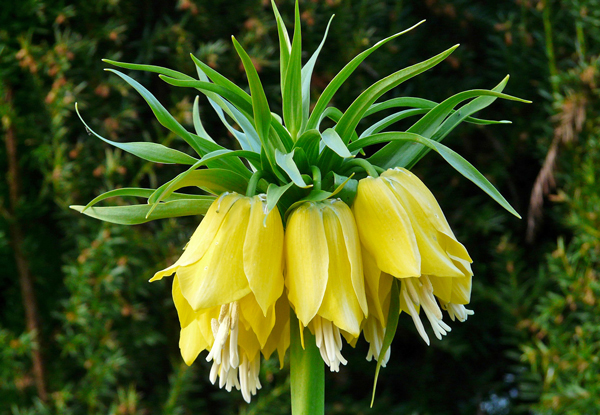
370 78 524 169
330 173 358 206
106 69 206 155
292 147 309 172
321 128 353 158
335 44 460 144
365 97 437 116
271 120 294 152
360 108 429 138
106 69 250 177
364 96 509 125
271 0 291 90
192 96 215 142
300 15 333 132
103 59 194 81
158 75 254 118
82 187 210 212
306 20 425 130
76 104 198 165
83 188 156 212
313 106 342 131
371 279 400 407
168 168 249 195
294 129 321 165
231 37 274 149
351 132 521 218
275 149 309 188
282 1 303 140
193 65 261 154
207 97 261 153
71 198 215 225
266 182 294 215
147 149 260 216
189 53 252 106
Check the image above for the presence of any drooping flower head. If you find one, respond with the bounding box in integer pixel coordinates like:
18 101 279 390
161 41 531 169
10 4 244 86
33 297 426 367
151 192 287 401
354 168 474 351
285 199 368 371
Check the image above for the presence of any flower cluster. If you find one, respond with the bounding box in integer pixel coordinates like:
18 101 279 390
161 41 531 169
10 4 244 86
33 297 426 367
73 0 524 405
151 167 473 401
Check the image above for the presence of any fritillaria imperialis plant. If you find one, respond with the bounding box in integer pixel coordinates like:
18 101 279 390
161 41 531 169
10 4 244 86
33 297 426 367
72 2 527 412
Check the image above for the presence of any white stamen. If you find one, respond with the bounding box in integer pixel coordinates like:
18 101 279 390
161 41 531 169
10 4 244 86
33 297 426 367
441 301 474 322
402 286 430 345
402 276 455 344
240 355 250 402
311 317 347 372
363 316 391 367
204 301 261 402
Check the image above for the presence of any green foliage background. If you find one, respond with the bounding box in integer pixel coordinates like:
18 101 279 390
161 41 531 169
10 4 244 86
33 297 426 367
1 0 598 414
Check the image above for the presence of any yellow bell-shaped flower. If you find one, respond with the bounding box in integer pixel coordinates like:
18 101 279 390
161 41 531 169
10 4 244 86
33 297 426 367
151 192 287 402
354 168 474 347
285 199 368 371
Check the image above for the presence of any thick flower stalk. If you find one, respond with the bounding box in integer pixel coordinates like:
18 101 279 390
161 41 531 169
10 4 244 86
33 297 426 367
72 0 527 409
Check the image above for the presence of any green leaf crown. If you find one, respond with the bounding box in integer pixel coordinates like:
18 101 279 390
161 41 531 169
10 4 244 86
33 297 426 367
71 1 528 224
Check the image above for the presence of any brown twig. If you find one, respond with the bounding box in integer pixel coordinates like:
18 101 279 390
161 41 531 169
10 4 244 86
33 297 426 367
526 93 586 242
2 85 48 401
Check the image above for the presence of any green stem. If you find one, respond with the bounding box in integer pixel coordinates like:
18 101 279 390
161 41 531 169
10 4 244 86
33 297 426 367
310 166 322 192
575 20 586 63
343 158 380 177
290 313 324 415
542 0 559 95
246 170 266 197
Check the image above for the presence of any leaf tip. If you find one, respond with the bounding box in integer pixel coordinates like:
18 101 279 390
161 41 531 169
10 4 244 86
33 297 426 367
69 205 83 212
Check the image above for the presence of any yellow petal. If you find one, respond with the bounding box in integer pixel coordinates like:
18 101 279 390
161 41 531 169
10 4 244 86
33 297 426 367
450 276 472 304
341 330 359 347
243 196 285 315
384 168 472 264
262 295 290 368
239 294 276 348
353 177 420 279
197 306 220 346
384 177 464 278
151 193 242 282
328 201 368 317
429 275 453 303
177 198 252 310
450 254 474 277
237 322 261 362
383 168 454 235
179 320 208 366
285 203 328 327
317 205 364 337
172 276 196 329
363 249 386 325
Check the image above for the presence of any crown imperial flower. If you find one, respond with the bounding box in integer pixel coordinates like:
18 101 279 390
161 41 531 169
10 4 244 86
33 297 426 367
73 0 525 408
